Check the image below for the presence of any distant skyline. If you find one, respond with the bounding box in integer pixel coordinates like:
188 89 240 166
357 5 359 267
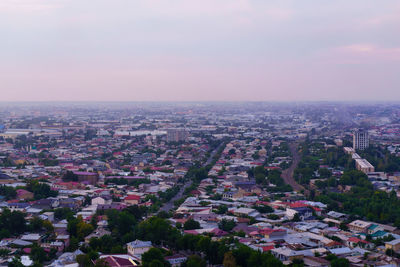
1 0 400 101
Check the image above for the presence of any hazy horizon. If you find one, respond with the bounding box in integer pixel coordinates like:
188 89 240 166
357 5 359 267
1 0 400 101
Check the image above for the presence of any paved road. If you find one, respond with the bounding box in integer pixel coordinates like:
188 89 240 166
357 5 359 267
281 142 308 194
160 142 225 212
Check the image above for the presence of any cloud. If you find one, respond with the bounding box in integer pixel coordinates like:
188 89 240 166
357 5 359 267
0 0 62 13
341 44 375 53
0 0 399 101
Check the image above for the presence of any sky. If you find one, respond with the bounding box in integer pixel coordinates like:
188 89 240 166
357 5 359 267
1 0 400 102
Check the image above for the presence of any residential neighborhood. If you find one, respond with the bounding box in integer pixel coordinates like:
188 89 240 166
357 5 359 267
0 103 400 266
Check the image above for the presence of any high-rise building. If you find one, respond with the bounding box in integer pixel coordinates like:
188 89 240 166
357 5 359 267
166 128 188 143
353 129 369 150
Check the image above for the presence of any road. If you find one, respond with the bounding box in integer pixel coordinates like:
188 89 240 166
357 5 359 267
160 142 225 212
281 142 308 194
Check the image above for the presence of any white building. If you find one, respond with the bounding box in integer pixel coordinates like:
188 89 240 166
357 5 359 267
127 240 152 256
355 158 375 174
91 196 111 205
353 129 369 150
166 128 188 143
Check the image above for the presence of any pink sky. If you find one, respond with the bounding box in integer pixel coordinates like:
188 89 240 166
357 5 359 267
1 0 400 101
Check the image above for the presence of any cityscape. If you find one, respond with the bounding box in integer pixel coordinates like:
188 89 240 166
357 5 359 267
1 0 400 266
0 102 400 266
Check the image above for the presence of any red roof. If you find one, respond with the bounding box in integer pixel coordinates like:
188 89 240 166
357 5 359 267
184 230 199 235
210 228 228 236
16 189 31 195
101 256 137 267
256 201 271 206
259 228 286 235
74 171 97 176
312 206 322 212
190 190 201 195
261 245 275 252
265 166 281 170
125 195 140 201
348 237 369 244
288 202 309 208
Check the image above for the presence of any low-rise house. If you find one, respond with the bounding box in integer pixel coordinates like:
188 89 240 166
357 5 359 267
59 198 81 210
97 255 140 267
42 211 55 222
92 196 112 205
271 247 304 262
7 202 30 212
303 256 330 267
73 171 99 185
56 235 70 248
346 237 373 249
385 239 400 252
12 239 33 247
260 228 287 239
16 189 34 200
21 234 42 244
327 211 347 221
286 207 313 220
50 241 65 252
84 228 111 243
127 240 152 256
97 203 126 211
32 198 59 210
165 254 187 267
328 247 352 256
348 220 372 233
124 195 141 205
48 249 84 266
230 207 260 218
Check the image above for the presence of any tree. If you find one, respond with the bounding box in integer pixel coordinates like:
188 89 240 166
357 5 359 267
255 173 266 185
26 180 57 200
223 251 237 267
290 258 304 267
215 205 228 214
94 258 110 267
196 236 211 253
77 220 94 240
267 214 280 220
0 208 26 237
8 257 24 267
232 245 252 267
292 213 301 222
148 260 164 267
136 217 181 247
62 171 78 182
247 250 283 267
115 211 135 235
31 244 47 263
184 255 206 267
29 217 43 231
339 222 348 231
218 219 236 232
184 219 201 230
254 205 274 214
76 254 91 267
54 208 74 220
0 248 10 257
68 236 79 252
318 168 332 178
68 216 94 240
331 258 349 267
0 186 16 200
141 248 169 267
